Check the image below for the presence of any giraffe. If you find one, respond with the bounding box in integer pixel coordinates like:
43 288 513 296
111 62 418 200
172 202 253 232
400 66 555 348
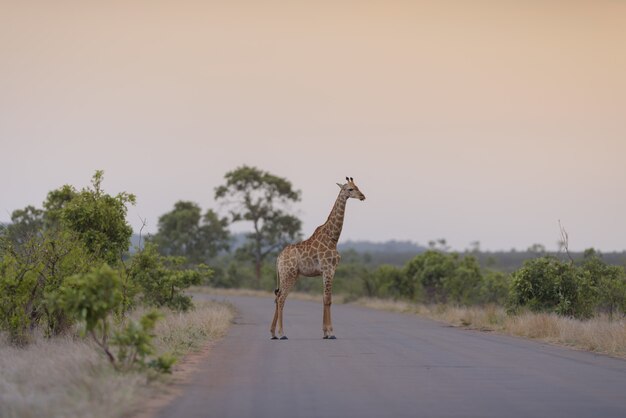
270 177 366 340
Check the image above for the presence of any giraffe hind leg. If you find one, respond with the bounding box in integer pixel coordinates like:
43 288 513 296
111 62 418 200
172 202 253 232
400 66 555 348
270 289 281 339
276 276 295 340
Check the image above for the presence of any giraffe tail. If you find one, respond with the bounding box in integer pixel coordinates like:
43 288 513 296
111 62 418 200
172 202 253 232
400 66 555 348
274 270 281 298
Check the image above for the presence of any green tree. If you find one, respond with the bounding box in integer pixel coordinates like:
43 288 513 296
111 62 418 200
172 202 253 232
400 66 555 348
215 165 302 288
43 185 77 230
61 170 136 263
150 201 230 264
4 206 44 246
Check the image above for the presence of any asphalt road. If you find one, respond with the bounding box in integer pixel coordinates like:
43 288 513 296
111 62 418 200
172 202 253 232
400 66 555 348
156 294 626 418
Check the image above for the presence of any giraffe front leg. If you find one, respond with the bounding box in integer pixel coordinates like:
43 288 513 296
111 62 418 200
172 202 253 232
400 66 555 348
322 274 335 339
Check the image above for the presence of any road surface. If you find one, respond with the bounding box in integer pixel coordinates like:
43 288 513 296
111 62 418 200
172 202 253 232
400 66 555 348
156 294 626 418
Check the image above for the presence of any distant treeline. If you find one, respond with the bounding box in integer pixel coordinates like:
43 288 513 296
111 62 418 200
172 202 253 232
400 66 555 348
130 233 626 272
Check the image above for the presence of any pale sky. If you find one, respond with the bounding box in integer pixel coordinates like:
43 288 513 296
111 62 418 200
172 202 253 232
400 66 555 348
1 1 625 251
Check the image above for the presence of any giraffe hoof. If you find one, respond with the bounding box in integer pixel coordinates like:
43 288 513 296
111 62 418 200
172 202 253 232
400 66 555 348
271 336 278 340
328 335 336 340
323 336 328 339
280 336 288 340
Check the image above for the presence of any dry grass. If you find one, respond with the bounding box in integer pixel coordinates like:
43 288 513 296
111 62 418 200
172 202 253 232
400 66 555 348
0 300 235 418
152 300 234 357
355 298 626 359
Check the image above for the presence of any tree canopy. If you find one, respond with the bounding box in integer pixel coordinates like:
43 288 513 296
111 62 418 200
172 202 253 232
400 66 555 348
150 200 230 263
215 165 302 287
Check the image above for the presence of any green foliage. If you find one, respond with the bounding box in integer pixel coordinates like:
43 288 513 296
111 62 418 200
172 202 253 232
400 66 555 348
129 244 209 311
0 230 93 344
1 172 208 377
478 270 511 305
42 185 77 230
5 205 44 246
0 252 36 345
148 353 177 374
150 201 230 263
59 264 122 333
0 171 136 344
60 171 136 263
404 251 458 302
443 255 483 305
215 165 302 287
579 249 626 320
112 310 174 372
364 264 400 298
509 257 596 318
206 258 249 288
58 265 175 372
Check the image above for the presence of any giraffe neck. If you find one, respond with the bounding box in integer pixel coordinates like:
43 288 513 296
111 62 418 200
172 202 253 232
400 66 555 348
322 192 348 245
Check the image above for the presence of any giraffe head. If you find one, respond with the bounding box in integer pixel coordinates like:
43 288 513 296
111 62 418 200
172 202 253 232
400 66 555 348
337 177 366 201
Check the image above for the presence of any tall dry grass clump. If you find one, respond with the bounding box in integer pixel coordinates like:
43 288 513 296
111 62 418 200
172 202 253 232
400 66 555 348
0 300 234 418
506 313 626 357
152 300 234 356
354 297 626 359
0 334 144 418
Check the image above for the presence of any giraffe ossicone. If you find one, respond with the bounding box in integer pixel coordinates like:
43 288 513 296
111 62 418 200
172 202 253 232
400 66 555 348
270 177 366 340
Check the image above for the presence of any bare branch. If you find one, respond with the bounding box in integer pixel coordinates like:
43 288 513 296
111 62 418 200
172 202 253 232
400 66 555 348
137 215 147 251
558 220 574 265
89 329 116 365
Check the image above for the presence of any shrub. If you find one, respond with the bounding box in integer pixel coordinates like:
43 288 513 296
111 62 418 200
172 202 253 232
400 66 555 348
113 310 176 373
509 257 595 319
58 265 175 372
478 270 511 305
402 251 487 304
0 230 93 344
58 264 122 362
580 249 626 319
364 265 401 298
442 255 482 305
129 244 209 311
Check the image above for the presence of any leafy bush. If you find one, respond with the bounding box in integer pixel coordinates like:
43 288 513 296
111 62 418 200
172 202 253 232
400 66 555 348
509 257 595 318
478 270 511 305
579 249 626 319
58 264 122 362
401 251 487 304
404 251 457 302
129 244 210 311
363 265 400 298
58 265 175 372
0 230 93 344
442 255 482 305
113 310 175 373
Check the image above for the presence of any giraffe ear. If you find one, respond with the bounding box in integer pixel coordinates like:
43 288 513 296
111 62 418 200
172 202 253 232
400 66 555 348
336 183 343 188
